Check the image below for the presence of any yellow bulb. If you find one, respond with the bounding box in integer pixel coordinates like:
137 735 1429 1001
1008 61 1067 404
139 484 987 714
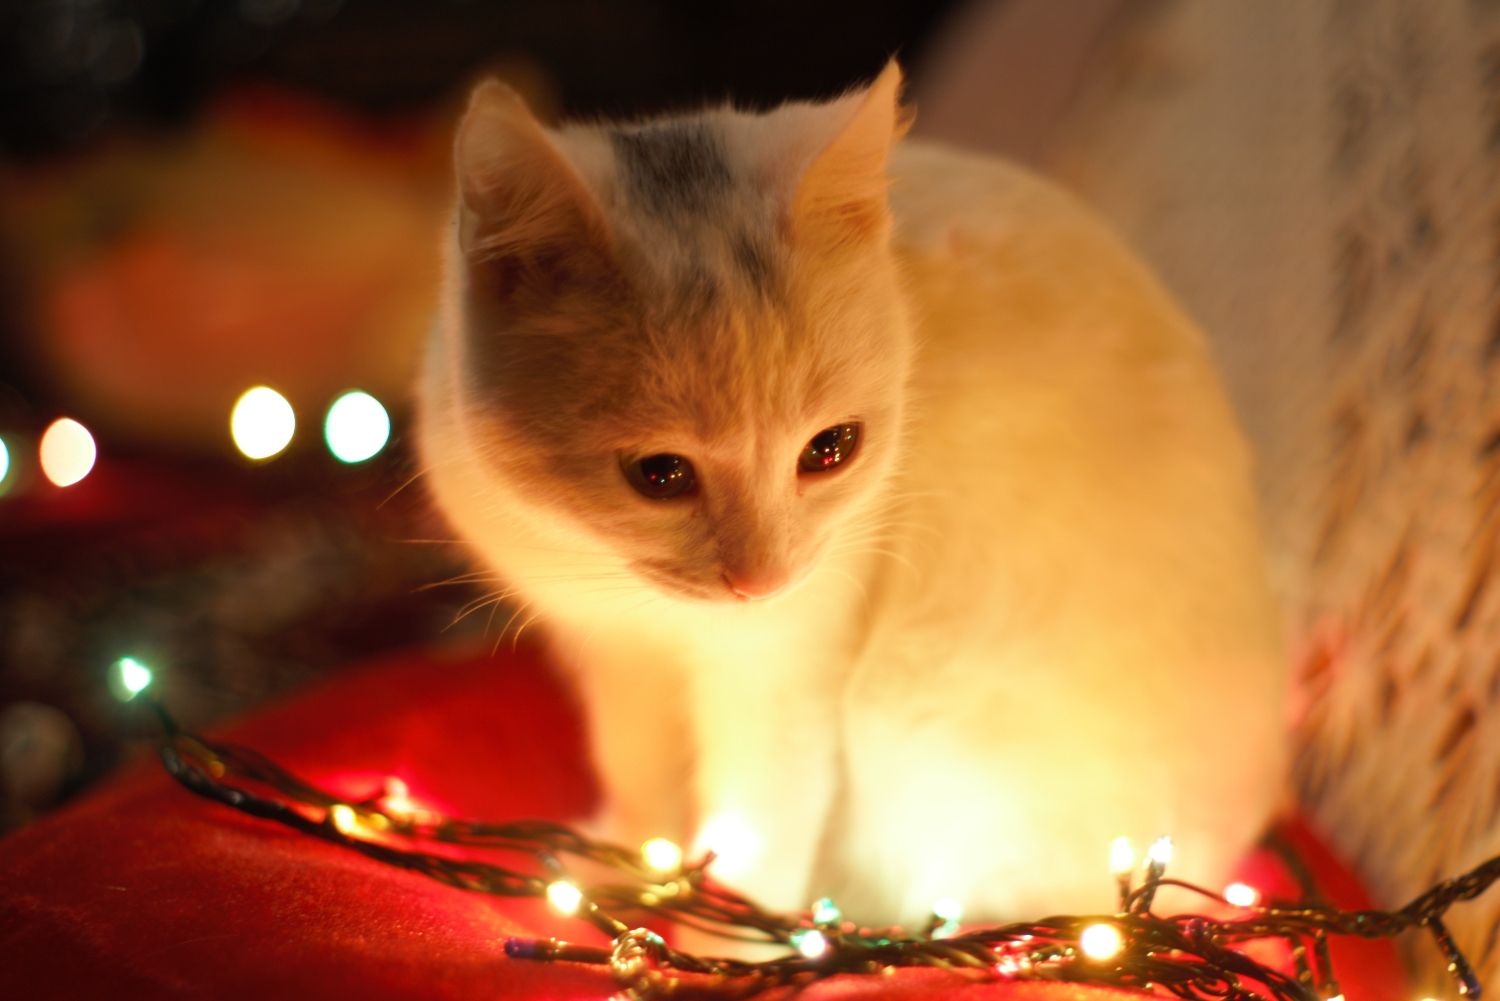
324 390 390 464
546 880 584 915
230 386 296 460
39 417 96 487
1147 835 1174 866
330 804 359 835
641 837 683 873
1079 922 1124 961
693 812 762 881
1223 882 1260 907
1109 836 1136 876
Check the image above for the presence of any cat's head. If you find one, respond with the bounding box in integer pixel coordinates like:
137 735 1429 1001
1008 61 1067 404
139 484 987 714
434 62 912 604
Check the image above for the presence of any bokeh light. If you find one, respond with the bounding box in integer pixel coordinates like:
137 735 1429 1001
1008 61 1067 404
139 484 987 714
39 418 97 487
641 837 683 874
1079 922 1124 961
545 880 583 915
0 435 10 490
230 386 296 460
323 390 390 464
1223 882 1260 908
108 656 153 701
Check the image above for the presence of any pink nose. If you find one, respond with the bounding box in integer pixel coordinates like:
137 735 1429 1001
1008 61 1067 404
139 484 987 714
722 569 789 601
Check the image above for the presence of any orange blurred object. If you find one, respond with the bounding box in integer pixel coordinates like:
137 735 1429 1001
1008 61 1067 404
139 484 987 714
3 89 454 449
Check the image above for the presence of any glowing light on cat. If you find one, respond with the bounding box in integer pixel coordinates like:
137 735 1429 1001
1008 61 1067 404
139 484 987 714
109 656 153 700
1147 836 1174 867
324 390 390 464
641 837 683 874
1079 922 1124 961
693 811 762 881
546 880 584 915
811 897 842 925
39 417 96 487
1109 836 1136 876
790 928 828 959
231 386 296 460
1223 882 1260 907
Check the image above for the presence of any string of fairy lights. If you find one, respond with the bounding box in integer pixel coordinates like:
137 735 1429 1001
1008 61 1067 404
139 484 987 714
0 385 392 499
111 667 1496 1001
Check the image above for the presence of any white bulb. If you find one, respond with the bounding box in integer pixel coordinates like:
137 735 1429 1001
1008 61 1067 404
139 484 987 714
546 880 584 915
693 812 762 880
931 897 963 922
1109 836 1136 876
0 434 10 487
231 386 296 460
39 418 96 487
1079 922 1124 961
1147 835 1174 866
792 929 828 959
324 390 390 464
1223 882 1260 907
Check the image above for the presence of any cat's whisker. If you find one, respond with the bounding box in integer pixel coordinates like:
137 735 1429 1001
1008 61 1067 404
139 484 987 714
378 464 432 509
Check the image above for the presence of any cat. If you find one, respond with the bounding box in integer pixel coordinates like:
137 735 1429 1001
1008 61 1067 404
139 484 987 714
417 60 1288 927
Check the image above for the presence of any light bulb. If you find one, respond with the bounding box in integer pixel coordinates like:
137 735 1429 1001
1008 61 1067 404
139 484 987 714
693 812 761 880
1147 836 1174 866
330 804 359 835
109 656 153 700
1223 882 1260 907
790 928 828 959
811 897 842 925
231 386 296 460
1079 922 1124 961
546 880 583 915
324 390 390 464
641 837 683 874
39 418 96 487
1109 836 1136 876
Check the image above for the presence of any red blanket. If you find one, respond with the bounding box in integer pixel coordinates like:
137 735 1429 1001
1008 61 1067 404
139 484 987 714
0 646 1408 999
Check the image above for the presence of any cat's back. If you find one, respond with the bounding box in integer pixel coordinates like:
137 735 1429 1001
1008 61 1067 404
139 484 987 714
878 139 1265 612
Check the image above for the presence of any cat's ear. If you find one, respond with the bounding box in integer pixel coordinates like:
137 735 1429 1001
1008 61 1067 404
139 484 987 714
455 80 612 271
791 60 911 249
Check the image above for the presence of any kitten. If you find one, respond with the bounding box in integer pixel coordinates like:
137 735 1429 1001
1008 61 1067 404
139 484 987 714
418 61 1288 925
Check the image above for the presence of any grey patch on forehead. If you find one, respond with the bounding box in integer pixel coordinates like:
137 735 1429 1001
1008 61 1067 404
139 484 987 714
609 121 731 218
731 229 777 297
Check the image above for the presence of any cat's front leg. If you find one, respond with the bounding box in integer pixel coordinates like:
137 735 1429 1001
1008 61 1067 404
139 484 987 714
686 636 842 914
555 628 696 850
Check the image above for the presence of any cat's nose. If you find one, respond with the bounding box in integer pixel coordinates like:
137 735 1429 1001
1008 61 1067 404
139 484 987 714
721 569 789 602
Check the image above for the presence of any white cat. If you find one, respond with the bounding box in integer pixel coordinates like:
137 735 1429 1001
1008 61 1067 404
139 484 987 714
418 61 1287 926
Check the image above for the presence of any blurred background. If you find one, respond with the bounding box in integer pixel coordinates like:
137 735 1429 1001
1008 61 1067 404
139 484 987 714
0 0 970 833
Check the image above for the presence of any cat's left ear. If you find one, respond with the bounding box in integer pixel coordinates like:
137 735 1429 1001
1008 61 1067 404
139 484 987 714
454 80 612 270
792 60 912 250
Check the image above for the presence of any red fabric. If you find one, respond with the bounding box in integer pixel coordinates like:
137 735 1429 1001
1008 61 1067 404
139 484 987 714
0 645 1408 1000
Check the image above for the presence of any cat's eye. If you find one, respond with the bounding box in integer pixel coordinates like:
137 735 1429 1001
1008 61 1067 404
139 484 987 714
624 453 698 500
799 422 861 474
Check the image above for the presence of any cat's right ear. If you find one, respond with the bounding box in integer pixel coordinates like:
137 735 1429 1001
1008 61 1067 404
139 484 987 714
454 81 612 271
